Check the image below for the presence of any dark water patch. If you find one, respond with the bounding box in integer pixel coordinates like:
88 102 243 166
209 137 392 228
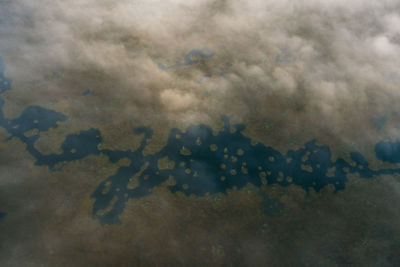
0 57 12 123
0 58 12 94
260 193 284 217
0 212 6 222
82 89 92 96
33 128 102 170
197 74 212 84
157 48 216 71
4 106 68 140
372 116 387 130
275 48 297 64
375 140 400 163
90 116 400 225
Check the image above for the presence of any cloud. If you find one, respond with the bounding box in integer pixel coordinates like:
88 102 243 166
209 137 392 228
160 89 198 111
0 1 399 130
1 0 400 265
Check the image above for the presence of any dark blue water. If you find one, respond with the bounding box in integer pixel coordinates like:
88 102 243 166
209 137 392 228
90 117 400 224
82 89 92 96
375 140 400 163
157 48 216 71
372 116 387 130
1 56 400 225
0 212 6 223
275 48 297 64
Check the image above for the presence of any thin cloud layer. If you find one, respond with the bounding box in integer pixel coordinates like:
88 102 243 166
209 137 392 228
0 0 399 134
